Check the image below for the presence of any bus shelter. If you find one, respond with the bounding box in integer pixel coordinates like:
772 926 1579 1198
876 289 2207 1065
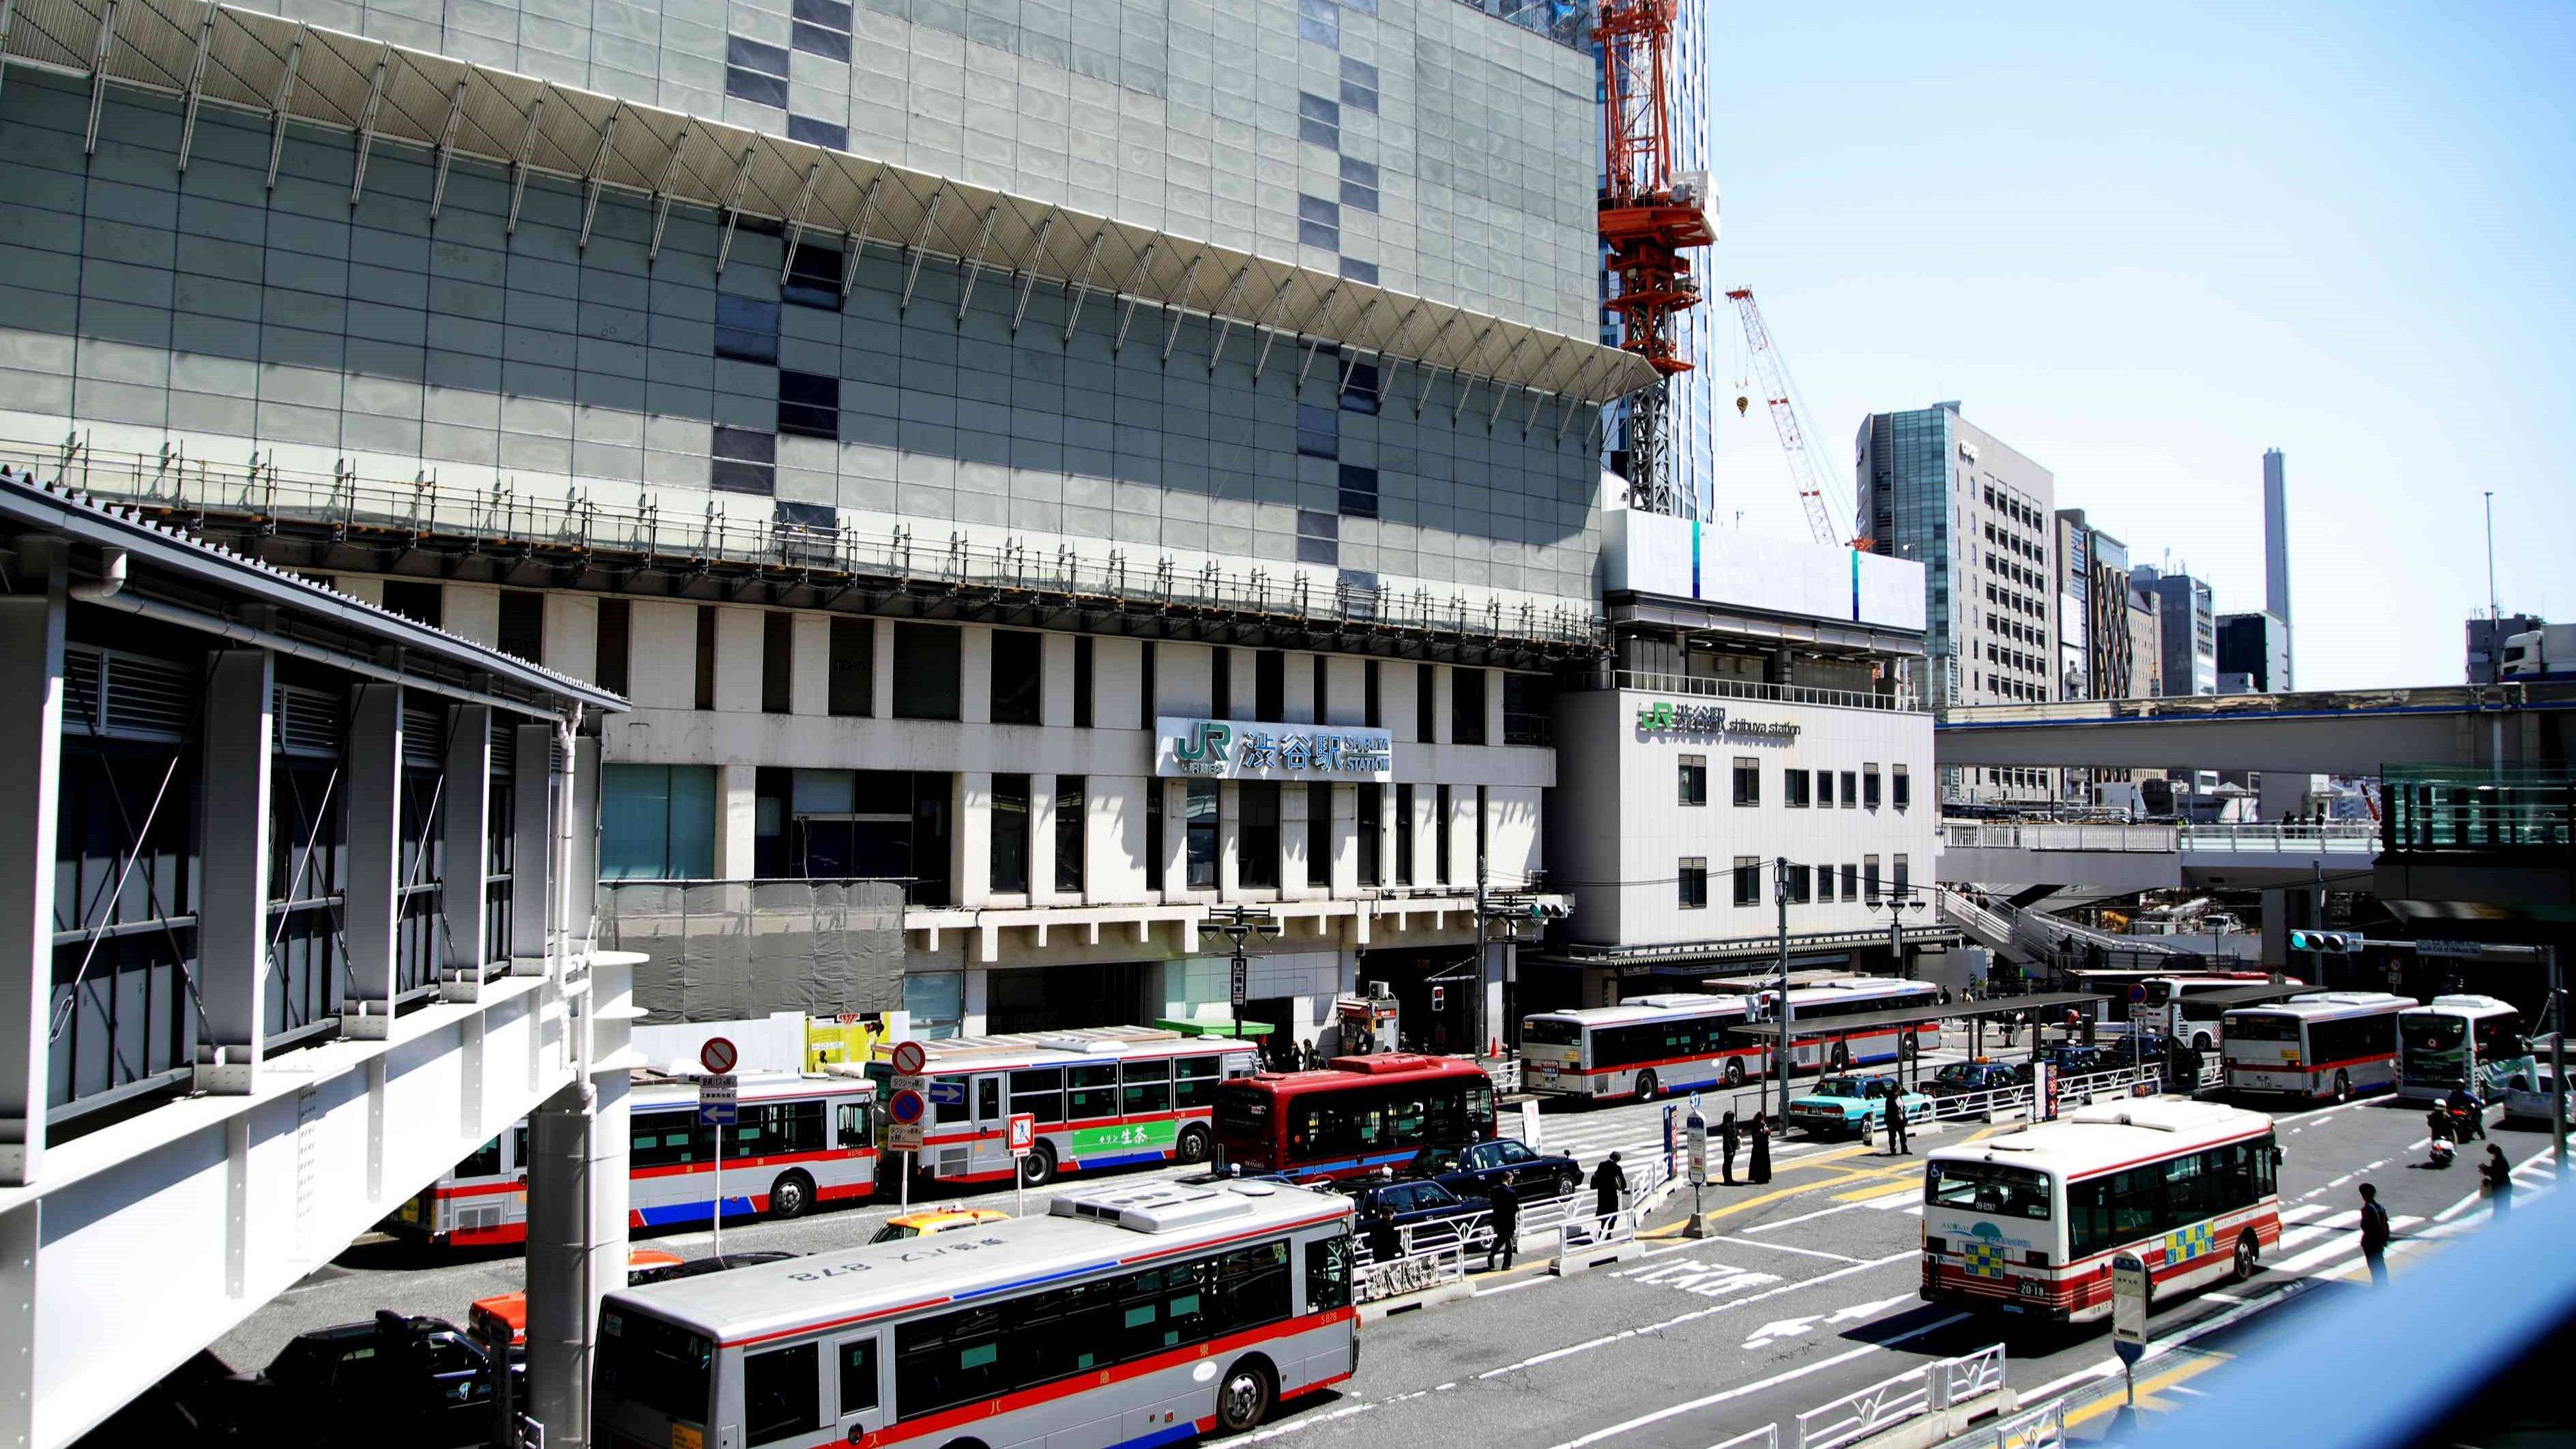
1727 991 2110 1089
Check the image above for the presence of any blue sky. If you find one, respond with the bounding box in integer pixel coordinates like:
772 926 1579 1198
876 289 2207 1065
1689 1 2576 689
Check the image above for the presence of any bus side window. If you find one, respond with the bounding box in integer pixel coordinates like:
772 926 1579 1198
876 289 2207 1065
458 1135 504 1179
837 1101 871 1150
1466 1081 1495 1135
1306 1235 1353 1312
836 1335 881 1418
510 1124 529 1173
934 1075 974 1125
742 1341 822 1446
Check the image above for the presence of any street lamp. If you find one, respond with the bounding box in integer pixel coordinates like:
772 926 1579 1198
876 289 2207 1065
1770 856 1794 1121
1868 887 1929 977
1202 905 1281 1047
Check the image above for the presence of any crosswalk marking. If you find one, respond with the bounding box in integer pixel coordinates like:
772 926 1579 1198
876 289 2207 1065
2278 1202 2332 1224
2266 1215 2420 1276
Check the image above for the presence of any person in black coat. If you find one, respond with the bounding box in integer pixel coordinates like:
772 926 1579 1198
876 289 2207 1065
1484 1180 1520 1270
1591 1152 1628 1222
1718 1109 1741 1186
1749 1113 1772 1184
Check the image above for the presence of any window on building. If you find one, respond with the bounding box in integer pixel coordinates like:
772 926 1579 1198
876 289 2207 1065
715 293 780 364
1210 645 1232 720
694 605 718 711
381 579 443 628
1073 636 1094 728
498 589 544 662
1417 662 1436 742
1814 770 1834 808
1864 855 1882 901
1841 864 1858 901
1451 668 1487 746
712 426 776 495
1055 776 1085 895
1679 858 1708 909
1893 765 1912 810
1433 785 1453 884
1256 649 1285 723
1306 781 1332 887
1296 402 1338 457
1841 770 1858 808
889 624 960 720
1240 781 1280 890
1786 864 1812 904
596 597 631 697
1357 782 1384 886
1146 781 1166 893
1678 754 1708 806
782 239 843 310
990 630 1042 724
1502 673 1553 746
1184 779 1219 890
1394 783 1415 884
601 764 718 879
778 369 840 441
1893 854 1911 896
759 611 793 714
1139 641 1157 728
828 617 872 717
1364 660 1381 727
1338 463 1378 518
989 774 1031 894
1733 756 1760 806
1732 856 1761 907
1784 769 1811 808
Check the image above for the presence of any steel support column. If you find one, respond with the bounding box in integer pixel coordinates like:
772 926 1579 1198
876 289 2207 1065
192 649 274 1092
0 544 64 1184
440 703 491 999
510 722 554 969
566 734 599 946
524 1079 596 1448
341 682 402 1040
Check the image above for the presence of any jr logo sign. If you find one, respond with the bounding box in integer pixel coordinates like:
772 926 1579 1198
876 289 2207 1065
1173 720 1233 772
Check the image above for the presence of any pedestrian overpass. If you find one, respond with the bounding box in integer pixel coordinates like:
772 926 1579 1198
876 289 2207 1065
1934 683 2576 775
1937 819 2383 893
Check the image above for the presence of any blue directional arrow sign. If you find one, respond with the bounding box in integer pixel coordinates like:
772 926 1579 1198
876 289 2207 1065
925 1079 968 1107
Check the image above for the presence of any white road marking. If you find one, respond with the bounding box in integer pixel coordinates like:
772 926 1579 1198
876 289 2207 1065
1708 1235 1867 1264
1741 1294 1918 1350
1237 1400 1377 1442
1615 1260 1785 1300
1475 1252 1916 1381
1543 1313 1971 1449
1742 1201 1863 1234
2278 1203 2332 1224
2264 1216 2420 1276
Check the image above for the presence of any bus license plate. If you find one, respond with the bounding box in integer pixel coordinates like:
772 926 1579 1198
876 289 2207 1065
2015 1278 2046 1300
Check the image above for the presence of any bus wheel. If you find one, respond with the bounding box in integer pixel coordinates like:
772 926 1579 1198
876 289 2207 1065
1901 1034 1920 1059
2333 1070 2353 1104
1213 1358 1276 1434
1021 1141 1057 1188
767 1171 814 1220
1725 1059 1746 1088
1635 1070 1661 1102
2193 1033 2214 1054
1830 1042 1851 1072
2232 1231 2259 1282
1177 1124 1212 1164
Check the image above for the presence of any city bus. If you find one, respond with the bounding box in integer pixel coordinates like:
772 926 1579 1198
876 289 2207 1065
394 1072 879 1246
2139 973 2294 1051
2220 992 2414 1102
1519 977 1943 1102
1212 1053 1497 1181
2397 995 2534 1103
592 1180 1358 1449
868 1026 1259 1188
1920 1099 2283 1323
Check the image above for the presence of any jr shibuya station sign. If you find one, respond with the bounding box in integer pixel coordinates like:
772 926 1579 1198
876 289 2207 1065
1155 717 1396 780
1633 700 1802 743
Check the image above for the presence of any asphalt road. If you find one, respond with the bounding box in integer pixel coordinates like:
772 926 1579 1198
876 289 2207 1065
216 1035 2558 1449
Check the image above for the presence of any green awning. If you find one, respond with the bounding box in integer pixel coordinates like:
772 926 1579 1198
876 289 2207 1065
1155 1017 1278 1039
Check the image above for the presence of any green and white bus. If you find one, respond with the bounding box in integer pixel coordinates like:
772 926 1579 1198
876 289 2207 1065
2397 994 2534 1103
593 1180 1358 1449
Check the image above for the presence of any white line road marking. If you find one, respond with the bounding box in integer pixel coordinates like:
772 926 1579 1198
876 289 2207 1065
1475 1251 1916 1381
1744 1201 1863 1234
1545 1313 1971 1449
2279 1203 2332 1223
2265 1216 2420 1276
1237 1400 1377 1442
1615 1260 1785 1300
1741 1295 1918 1350
1709 1235 1867 1263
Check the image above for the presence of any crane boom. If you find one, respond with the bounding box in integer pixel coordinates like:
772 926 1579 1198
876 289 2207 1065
1724 287 1847 548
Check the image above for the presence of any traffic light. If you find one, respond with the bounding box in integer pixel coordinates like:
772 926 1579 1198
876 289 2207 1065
2289 930 2363 954
1430 985 1447 1011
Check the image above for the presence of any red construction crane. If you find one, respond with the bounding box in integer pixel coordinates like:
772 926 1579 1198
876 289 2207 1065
1723 286 1861 549
1596 0 1714 516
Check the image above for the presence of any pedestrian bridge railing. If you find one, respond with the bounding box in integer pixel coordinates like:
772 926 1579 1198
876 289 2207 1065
1971 1396 2066 1449
2176 821 2381 854
1795 1346 2008 1449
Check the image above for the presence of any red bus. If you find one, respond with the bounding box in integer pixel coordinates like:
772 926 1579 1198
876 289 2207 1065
1211 1054 1498 1182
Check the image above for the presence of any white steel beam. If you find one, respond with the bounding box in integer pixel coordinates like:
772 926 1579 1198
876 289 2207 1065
774 158 823 276
645 115 694 261
505 86 548 234
81 0 116 156
897 181 945 311
424 77 468 218
263 23 305 190
1156 247 1210 360
1523 338 1571 435
1107 231 1164 351
346 57 388 204
173 6 215 171
1200 266 1254 370
1304 293 1376 388
576 101 624 248
838 171 886 297
712 142 757 272
1247 278 1303 382
1008 207 1059 334
952 203 1001 320
1058 224 1111 342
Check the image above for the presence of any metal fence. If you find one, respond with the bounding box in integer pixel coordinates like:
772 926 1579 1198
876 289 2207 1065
1977 1397 2066 1449
1575 667 1918 714
1794 1346 2006 1449
2176 821 2381 853
1940 820 2178 853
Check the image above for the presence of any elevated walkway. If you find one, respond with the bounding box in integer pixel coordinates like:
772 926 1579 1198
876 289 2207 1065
1937 819 2380 892
1935 684 2576 774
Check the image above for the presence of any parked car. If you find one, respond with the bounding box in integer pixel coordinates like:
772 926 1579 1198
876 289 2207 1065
1921 1062 2025 1100
468 1246 690 1348
183 1312 503 1446
1339 1176 1496 1257
2036 1044 2112 1078
1785 1074 1932 1139
628 1249 802 1283
2502 1066 2571 1128
870 1208 1010 1244
1425 1137 1583 1201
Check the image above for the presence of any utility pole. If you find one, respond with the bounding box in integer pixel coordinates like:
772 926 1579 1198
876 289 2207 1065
1771 857 1795 1120
1203 905 1280 1045
1474 820 1489 1059
2552 944 2567 1178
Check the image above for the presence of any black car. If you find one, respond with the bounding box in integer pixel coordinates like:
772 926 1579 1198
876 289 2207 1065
1340 1177 1496 1257
1922 1062 2026 1100
1426 1137 1583 1202
2038 1044 2111 1078
183 1312 503 1446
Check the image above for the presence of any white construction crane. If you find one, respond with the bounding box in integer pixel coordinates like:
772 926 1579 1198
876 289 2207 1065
1723 287 1856 548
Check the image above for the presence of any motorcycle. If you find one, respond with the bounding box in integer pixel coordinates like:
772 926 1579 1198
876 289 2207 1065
2428 1136 2456 1169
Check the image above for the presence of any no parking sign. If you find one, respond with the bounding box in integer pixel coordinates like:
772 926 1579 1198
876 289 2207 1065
888 1084 928 1151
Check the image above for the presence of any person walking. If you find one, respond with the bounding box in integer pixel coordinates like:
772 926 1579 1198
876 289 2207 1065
1884 1093 1910 1156
1718 1110 1741 1186
2358 1183 2391 1287
1592 1152 1628 1224
1484 1180 1520 1271
1749 1113 1772 1184
2485 1144 2514 1214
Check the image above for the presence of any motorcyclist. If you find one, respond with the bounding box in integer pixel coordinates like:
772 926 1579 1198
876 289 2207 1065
2447 1084 2487 1140
2426 1105 2456 1167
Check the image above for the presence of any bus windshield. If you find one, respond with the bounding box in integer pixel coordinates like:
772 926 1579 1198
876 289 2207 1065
1927 1160 2051 1220
598 1306 712 1426
2405 1016 2467 1051
2224 1014 2300 1042
1521 1019 1583 1048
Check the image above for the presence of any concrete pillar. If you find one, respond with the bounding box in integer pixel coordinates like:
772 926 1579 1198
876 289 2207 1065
962 965 990 1036
511 722 555 969
568 735 601 943
194 650 275 1091
956 772 991 908
959 626 993 723
870 618 895 719
441 704 492 999
2262 888 2288 975
1030 774 1058 903
525 1072 625 1449
715 763 758 880
0 552 64 1184
1330 783 1358 896
1218 780 1240 897
342 682 403 1040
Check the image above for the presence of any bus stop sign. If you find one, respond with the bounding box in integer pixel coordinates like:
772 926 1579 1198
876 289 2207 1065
2111 1251 2148 1363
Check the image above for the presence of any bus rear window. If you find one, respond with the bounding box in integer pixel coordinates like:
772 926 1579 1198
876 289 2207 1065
1927 1160 2051 1220
598 1306 713 1426
1521 1019 1582 1048
1214 1085 1270 1136
2223 1014 2299 1042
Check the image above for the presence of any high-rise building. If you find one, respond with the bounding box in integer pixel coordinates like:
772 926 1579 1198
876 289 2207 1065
2054 508 2136 703
2264 448 2292 690
0 0 1634 1051
2134 566 2219 697
1856 402 2058 804
2216 611 2292 694
2468 613 2547 684
2124 581 2163 697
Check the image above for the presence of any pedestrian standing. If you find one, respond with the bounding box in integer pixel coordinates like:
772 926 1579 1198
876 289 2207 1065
1885 1092 1909 1156
1749 1113 1772 1184
2485 1145 2514 1214
2357 1183 2391 1286
1484 1180 1520 1271
1592 1151 1628 1222
1718 1110 1740 1186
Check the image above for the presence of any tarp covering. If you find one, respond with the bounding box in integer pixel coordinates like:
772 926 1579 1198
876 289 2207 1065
602 880 907 1023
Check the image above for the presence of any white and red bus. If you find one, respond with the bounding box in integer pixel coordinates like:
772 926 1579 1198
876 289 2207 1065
2221 991 2414 1102
1212 1053 1497 1181
592 1179 1358 1449
393 1071 878 1246
1920 1098 2283 1324
2139 973 2296 1052
870 1027 1259 1188
1519 977 1944 1102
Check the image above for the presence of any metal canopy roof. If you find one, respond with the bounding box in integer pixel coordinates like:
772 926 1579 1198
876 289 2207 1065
1726 991 2107 1040
2173 982 2323 1014
4 0 1656 410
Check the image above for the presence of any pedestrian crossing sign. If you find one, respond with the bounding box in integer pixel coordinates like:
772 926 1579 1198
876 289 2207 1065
2163 1223 2216 1264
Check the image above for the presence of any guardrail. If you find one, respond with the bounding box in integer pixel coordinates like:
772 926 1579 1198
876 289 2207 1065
1794 1346 2007 1449
1975 1396 2066 1449
1941 821 2179 853
1487 1057 1523 1094
1714 1429 1781 1449
2176 821 2382 853
1572 667 1921 714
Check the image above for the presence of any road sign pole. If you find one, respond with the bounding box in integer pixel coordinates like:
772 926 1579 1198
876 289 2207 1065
712 1117 722 1259
2553 945 2567 1178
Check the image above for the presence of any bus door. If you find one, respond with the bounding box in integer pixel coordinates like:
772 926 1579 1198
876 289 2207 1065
833 1332 886 1442
970 1072 1010 1175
